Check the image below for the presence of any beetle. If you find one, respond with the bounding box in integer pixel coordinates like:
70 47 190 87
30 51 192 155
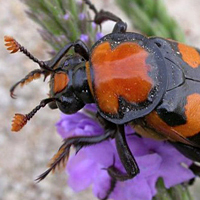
4 0 200 199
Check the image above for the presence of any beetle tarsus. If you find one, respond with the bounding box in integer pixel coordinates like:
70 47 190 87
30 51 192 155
82 0 98 15
10 91 17 99
100 177 117 200
83 0 124 31
99 155 117 200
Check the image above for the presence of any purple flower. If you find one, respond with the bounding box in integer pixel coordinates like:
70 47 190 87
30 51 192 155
56 105 195 200
63 13 70 20
92 22 97 29
96 32 104 41
79 13 85 20
80 34 89 43
76 0 83 6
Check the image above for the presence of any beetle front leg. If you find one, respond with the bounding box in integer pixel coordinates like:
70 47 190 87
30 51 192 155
83 0 127 33
96 115 139 180
107 125 140 181
47 40 90 68
94 9 127 33
10 69 48 99
73 40 90 60
99 125 139 200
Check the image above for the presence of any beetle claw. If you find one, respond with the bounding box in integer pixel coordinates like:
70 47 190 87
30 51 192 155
10 91 17 99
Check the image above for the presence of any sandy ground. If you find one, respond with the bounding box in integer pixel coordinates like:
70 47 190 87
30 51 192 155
1 0 200 200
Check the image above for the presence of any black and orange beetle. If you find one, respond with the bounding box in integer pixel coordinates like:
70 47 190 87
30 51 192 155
4 0 200 198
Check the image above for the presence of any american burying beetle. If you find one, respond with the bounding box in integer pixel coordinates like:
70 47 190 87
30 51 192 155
4 0 200 199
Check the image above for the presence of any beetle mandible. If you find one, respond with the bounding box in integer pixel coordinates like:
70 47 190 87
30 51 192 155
4 0 200 198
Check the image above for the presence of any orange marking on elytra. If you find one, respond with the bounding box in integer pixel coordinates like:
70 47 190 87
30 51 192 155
91 42 153 114
146 93 200 139
53 72 69 94
178 43 200 68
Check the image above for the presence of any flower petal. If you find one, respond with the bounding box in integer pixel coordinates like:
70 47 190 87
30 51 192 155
57 109 195 200
67 151 97 191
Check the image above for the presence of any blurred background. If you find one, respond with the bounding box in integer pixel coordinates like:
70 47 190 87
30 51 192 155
1 0 200 199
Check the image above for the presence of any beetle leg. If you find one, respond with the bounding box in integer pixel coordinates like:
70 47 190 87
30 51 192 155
99 125 139 199
95 115 140 180
83 0 127 33
47 40 89 68
188 162 200 185
96 112 117 135
99 177 117 200
107 125 140 181
112 21 127 34
170 141 200 162
10 69 48 99
83 0 121 24
36 128 116 182
98 155 117 200
73 40 90 61
169 142 200 184
189 163 200 177
47 40 90 69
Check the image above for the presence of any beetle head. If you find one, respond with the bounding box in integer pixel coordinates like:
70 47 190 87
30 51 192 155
49 54 87 114
4 36 90 131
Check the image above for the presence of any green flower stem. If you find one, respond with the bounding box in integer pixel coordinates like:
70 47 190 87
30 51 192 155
21 0 98 50
153 178 193 200
116 0 185 42
68 0 79 21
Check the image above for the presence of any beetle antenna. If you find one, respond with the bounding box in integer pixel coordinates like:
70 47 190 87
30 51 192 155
11 98 57 132
4 36 54 72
